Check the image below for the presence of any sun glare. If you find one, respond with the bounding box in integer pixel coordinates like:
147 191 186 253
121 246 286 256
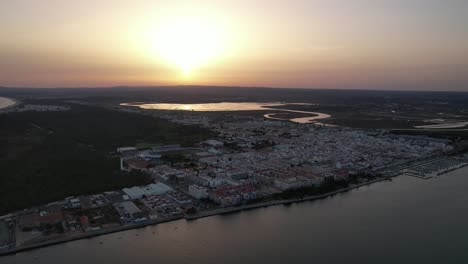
181 104 192 110
151 16 226 75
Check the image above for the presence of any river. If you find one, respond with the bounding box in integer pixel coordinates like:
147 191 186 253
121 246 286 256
2 167 468 264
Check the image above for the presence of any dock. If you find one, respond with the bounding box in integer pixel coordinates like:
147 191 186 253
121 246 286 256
401 157 468 179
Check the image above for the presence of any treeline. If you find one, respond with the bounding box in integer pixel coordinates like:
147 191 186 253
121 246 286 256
0 103 213 214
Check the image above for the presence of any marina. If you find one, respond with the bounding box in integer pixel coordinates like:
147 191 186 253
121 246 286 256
402 157 468 179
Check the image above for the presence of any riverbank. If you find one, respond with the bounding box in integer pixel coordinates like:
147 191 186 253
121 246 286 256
185 177 388 220
3 153 467 258
1 216 182 257
0 176 390 257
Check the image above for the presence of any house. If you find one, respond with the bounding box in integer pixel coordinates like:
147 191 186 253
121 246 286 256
126 159 154 171
122 183 173 199
209 184 258 207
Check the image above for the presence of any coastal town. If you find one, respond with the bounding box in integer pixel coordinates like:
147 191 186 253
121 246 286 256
1 104 468 256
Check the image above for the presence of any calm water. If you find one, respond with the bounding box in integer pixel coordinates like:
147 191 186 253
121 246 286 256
263 111 331 124
2 167 468 263
122 102 330 124
121 102 284 111
0 97 15 110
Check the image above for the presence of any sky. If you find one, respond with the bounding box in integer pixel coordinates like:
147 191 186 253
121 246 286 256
0 0 467 90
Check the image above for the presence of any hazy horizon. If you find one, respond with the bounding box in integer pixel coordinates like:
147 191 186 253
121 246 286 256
2 85 468 94
1 0 467 91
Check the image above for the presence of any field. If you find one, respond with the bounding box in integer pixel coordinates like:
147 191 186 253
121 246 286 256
0 102 214 215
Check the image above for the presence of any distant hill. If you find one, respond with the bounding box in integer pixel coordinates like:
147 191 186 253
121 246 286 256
1 85 468 106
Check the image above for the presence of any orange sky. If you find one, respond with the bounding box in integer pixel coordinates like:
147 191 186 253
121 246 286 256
1 0 467 90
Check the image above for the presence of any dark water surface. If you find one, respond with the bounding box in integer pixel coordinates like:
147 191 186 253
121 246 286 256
2 167 468 264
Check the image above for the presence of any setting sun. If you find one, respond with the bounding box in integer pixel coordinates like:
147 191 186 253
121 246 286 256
149 15 226 75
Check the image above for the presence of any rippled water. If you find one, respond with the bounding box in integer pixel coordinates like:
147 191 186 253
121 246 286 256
3 167 468 264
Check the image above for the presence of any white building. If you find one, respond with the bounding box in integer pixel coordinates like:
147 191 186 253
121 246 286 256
122 187 146 199
117 147 137 153
122 183 173 199
274 176 314 190
203 139 224 147
188 185 209 199
68 198 81 208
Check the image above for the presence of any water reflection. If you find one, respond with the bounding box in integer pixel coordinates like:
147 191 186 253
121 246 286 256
121 102 331 124
122 102 286 111
3 168 468 264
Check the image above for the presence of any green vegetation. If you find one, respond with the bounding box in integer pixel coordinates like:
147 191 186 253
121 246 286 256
0 103 214 215
161 151 190 165
135 142 160 150
272 179 350 200
252 140 275 150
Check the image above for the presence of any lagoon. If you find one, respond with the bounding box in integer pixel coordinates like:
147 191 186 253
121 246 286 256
122 102 331 124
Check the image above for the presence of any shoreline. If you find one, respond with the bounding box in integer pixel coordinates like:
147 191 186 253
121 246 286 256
0 176 390 258
3 154 467 258
185 177 387 220
1 216 182 257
